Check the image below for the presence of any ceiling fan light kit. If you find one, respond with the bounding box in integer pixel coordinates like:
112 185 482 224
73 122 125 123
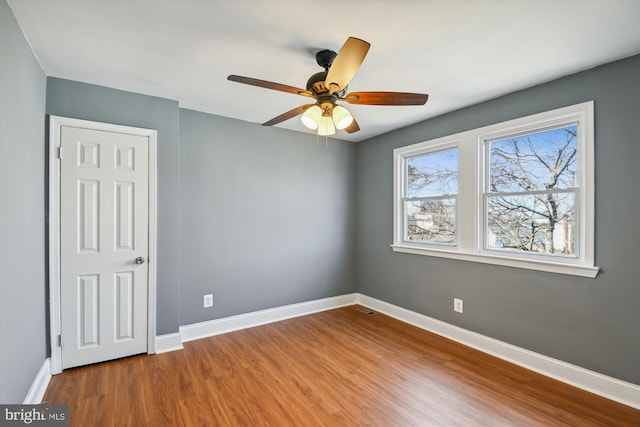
318 115 336 136
227 37 429 137
301 105 322 130
332 105 353 130
301 103 353 135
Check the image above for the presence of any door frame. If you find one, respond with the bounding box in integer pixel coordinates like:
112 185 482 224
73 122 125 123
48 115 158 374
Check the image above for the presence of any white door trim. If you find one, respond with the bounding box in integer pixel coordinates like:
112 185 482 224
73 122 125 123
48 115 158 374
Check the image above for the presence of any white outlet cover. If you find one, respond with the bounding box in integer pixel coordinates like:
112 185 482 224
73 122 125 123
203 294 213 308
454 298 463 313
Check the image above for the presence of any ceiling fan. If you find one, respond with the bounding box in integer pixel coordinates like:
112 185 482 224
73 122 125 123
227 37 429 136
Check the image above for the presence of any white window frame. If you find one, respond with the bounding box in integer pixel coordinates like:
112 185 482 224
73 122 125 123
392 101 598 278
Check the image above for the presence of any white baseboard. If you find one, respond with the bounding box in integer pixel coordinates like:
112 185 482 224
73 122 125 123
155 332 184 354
23 358 51 404
152 292 639 409
356 294 640 410
180 293 358 343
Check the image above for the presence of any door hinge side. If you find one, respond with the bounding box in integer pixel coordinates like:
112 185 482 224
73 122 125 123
58 334 62 347
56 147 62 159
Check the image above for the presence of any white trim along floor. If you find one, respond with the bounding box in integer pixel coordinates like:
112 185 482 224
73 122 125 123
32 293 639 409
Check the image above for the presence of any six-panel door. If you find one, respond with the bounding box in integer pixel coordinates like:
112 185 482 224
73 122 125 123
60 126 149 369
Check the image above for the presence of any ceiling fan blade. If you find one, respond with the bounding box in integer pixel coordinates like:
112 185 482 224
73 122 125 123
344 117 360 134
342 91 428 106
324 37 370 95
262 104 315 127
228 75 313 97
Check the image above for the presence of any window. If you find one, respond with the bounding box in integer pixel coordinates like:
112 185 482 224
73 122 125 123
405 147 458 245
485 126 578 256
392 102 598 277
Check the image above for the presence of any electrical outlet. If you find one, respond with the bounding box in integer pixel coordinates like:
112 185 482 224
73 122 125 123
203 294 213 308
454 298 463 313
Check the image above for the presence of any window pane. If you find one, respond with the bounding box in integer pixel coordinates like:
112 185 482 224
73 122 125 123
487 192 576 255
405 199 456 244
406 148 458 197
489 125 577 193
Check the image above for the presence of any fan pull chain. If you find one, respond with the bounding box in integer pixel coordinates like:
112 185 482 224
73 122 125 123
313 130 329 148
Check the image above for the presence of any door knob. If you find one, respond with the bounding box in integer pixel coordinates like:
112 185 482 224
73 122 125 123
135 256 146 265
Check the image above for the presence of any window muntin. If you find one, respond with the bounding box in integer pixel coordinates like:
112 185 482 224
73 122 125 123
485 125 578 257
404 148 458 245
392 101 597 277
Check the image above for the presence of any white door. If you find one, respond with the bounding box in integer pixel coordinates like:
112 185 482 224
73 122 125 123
59 125 149 369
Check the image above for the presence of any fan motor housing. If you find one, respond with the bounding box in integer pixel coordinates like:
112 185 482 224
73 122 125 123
306 49 348 97
306 71 347 97
306 71 328 94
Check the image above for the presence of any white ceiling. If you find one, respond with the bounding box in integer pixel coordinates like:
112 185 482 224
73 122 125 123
8 0 640 142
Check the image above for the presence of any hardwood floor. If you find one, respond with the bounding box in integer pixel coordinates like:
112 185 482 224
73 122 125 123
43 306 639 426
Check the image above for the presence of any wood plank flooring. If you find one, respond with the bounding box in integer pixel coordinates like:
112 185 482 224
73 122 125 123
43 306 639 426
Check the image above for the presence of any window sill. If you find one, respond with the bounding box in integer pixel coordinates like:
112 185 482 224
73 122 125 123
390 244 599 278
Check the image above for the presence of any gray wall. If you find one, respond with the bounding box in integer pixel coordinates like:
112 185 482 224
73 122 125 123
45 78 181 335
179 110 356 324
355 55 640 384
0 0 47 403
